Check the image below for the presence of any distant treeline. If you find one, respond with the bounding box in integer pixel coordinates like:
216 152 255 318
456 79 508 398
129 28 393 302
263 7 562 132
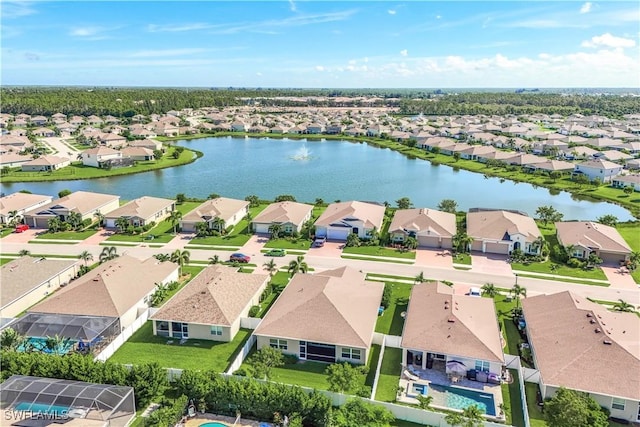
1 87 639 118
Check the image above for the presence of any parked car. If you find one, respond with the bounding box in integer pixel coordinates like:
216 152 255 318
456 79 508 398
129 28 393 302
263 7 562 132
264 249 286 257
15 224 30 233
229 253 251 263
312 236 327 247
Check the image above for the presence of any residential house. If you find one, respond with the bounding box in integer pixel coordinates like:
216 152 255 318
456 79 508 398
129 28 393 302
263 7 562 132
0 192 52 225
612 174 640 192
314 200 385 241
388 208 456 249
98 133 127 148
180 197 249 233
401 282 504 376
150 265 269 341
0 256 80 318
0 153 33 168
21 156 70 172
30 116 48 126
104 196 175 229
31 127 56 138
121 146 155 161
522 292 640 423
527 159 576 174
574 159 623 183
251 201 314 234
467 209 542 255
254 267 384 365
128 139 162 151
24 191 120 228
555 221 631 264
81 147 123 168
230 121 246 132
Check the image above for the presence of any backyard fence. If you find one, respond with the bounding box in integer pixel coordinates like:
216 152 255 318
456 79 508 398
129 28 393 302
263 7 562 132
370 335 387 400
224 334 256 375
240 317 261 330
505 353 531 427
373 332 402 348
94 310 149 362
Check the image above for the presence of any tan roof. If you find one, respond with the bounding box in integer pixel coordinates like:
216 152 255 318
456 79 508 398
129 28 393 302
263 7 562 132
23 155 69 166
0 153 33 165
104 196 174 220
533 159 575 172
83 147 120 156
522 292 640 400
1 256 79 308
0 193 52 216
401 282 504 363
151 265 269 326
121 146 154 157
389 208 456 237
30 256 177 318
182 197 249 223
314 201 385 229
578 159 621 170
555 221 631 254
29 191 120 217
467 210 541 242
252 201 313 226
254 267 384 348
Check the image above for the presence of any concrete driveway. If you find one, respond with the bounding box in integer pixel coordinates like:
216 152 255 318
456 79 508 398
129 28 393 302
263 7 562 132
601 266 638 290
2 228 41 243
471 252 513 276
308 240 344 257
80 229 113 245
238 234 269 258
415 248 453 268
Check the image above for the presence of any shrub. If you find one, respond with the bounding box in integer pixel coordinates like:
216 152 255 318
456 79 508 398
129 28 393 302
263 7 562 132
567 258 584 268
283 354 299 365
381 284 392 309
233 368 248 377
248 305 260 317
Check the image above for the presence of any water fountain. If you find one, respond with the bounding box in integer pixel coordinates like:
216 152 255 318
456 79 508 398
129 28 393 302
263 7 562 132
291 144 311 161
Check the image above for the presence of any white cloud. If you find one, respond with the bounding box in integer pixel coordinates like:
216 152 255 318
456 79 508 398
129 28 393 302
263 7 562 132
68 26 114 40
436 15 442 20
147 23 212 33
581 33 636 48
128 48 208 58
315 65 325 71
400 49 408 57
289 0 296 12
2 1 37 19
580 2 592 14
256 72 262 76
388 9 396 15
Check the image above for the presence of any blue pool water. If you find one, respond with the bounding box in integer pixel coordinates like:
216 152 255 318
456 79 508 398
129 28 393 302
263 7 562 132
17 337 75 355
199 423 228 427
14 402 70 415
412 383 428 395
429 384 496 416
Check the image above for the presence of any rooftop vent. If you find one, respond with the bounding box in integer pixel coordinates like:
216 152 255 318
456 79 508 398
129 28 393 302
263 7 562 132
595 328 601 333
447 317 456 323
589 319 595 324
586 313 593 318
603 340 612 345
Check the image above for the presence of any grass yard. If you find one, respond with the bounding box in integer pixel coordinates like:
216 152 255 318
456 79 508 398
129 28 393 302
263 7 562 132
525 382 546 427
376 282 411 336
616 221 640 252
501 369 525 427
374 347 403 402
511 261 607 281
452 253 472 265
188 233 251 246
341 255 414 264
109 322 250 372
366 273 414 282
491 295 521 356
1 228 16 238
342 246 416 259
0 258 14 265
34 229 98 240
263 238 311 250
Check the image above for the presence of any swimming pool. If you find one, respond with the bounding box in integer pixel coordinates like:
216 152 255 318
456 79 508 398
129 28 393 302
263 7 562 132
411 383 428 396
14 402 70 416
199 423 228 427
17 337 75 355
429 384 496 416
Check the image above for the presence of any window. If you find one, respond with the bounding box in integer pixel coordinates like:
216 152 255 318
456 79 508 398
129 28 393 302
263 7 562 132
210 326 223 336
612 398 625 411
341 347 361 360
156 321 169 337
269 339 288 350
475 360 490 372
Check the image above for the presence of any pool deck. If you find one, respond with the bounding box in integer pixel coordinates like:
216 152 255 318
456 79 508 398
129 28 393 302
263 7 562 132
397 363 505 422
184 413 273 427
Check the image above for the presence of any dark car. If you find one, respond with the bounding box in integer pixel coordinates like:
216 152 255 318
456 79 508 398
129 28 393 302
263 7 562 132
264 249 286 257
229 253 251 263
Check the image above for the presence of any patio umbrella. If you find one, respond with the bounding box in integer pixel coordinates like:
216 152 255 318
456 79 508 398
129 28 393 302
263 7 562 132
446 360 468 375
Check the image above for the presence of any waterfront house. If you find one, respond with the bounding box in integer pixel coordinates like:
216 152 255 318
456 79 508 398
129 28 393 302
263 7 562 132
0 192 53 225
104 196 175 229
467 209 542 255
121 146 155 161
150 265 269 341
555 221 631 264
180 197 249 233
574 159 623 183
21 156 70 172
24 191 120 228
251 201 314 234
388 208 456 249
314 200 385 241
81 147 123 168
0 153 33 168
612 174 640 192
522 292 640 422
254 266 383 365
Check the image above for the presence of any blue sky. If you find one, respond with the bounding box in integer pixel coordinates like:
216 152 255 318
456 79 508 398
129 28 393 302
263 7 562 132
2 1 639 87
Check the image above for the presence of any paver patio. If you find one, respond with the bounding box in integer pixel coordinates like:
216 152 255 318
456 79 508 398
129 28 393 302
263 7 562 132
415 248 453 268
308 240 343 257
601 265 637 290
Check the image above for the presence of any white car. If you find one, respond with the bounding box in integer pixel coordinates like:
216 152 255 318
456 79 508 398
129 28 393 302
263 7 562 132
468 287 481 297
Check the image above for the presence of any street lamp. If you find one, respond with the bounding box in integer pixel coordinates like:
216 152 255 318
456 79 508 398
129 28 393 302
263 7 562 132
515 273 518 286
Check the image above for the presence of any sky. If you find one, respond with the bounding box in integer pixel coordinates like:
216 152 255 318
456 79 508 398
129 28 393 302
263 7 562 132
1 1 639 88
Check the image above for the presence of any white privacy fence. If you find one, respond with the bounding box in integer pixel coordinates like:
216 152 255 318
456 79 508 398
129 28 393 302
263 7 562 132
95 310 150 362
240 317 261 329
505 353 531 427
225 334 257 375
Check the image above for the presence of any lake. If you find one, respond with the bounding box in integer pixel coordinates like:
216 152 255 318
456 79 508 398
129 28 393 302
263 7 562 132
0 136 633 221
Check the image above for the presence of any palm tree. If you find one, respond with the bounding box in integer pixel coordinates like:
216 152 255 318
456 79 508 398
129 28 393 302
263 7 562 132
404 236 418 250
154 253 171 262
530 236 546 256
481 282 498 297
66 212 83 231
628 251 640 271
511 284 527 308
170 249 190 276
414 271 425 285
99 246 118 263
165 210 183 234
0 327 25 351
208 255 220 265
268 223 282 240
263 259 278 277
452 232 473 254
115 216 130 233
613 299 634 313
194 221 209 237
93 210 104 227
211 216 226 234
78 250 93 266
18 249 31 256
7 210 20 227
47 217 62 233
287 255 308 277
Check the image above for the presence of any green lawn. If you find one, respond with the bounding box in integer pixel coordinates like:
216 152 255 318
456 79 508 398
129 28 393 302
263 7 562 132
502 369 525 427
189 233 251 246
525 382 546 427
342 246 416 259
109 322 250 372
0 258 14 265
374 347 403 402
1 228 15 238
376 282 411 336
341 255 414 264
263 238 311 250
511 261 607 281
366 273 414 282
452 253 472 265
491 295 522 356
34 229 98 240
616 222 640 252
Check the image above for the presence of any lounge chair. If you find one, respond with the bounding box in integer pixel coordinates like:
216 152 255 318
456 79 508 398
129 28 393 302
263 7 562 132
403 369 420 382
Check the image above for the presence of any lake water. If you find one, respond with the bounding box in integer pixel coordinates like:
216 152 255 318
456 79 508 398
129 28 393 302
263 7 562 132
1 136 633 221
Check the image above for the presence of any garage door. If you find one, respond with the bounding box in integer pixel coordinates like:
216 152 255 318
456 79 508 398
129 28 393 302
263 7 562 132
471 241 484 252
253 223 270 234
327 228 350 240
105 218 116 229
34 217 51 229
485 242 510 254
181 221 196 232
418 235 441 248
599 252 624 265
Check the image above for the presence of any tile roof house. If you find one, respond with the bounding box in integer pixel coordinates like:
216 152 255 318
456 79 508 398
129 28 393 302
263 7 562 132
104 196 175 229
522 292 640 422
251 201 314 234
388 208 456 249
314 201 385 241
0 256 80 318
612 174 640 192
24 191 120 228
574 159 623 183
467 209 542 255
401 282 504 376
254 266 384 365
30 255 179 329
0 192 53 225
81 147 123 168
150 265 269 342
180 197 249 233
21 156 70 172
555 221 632 264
